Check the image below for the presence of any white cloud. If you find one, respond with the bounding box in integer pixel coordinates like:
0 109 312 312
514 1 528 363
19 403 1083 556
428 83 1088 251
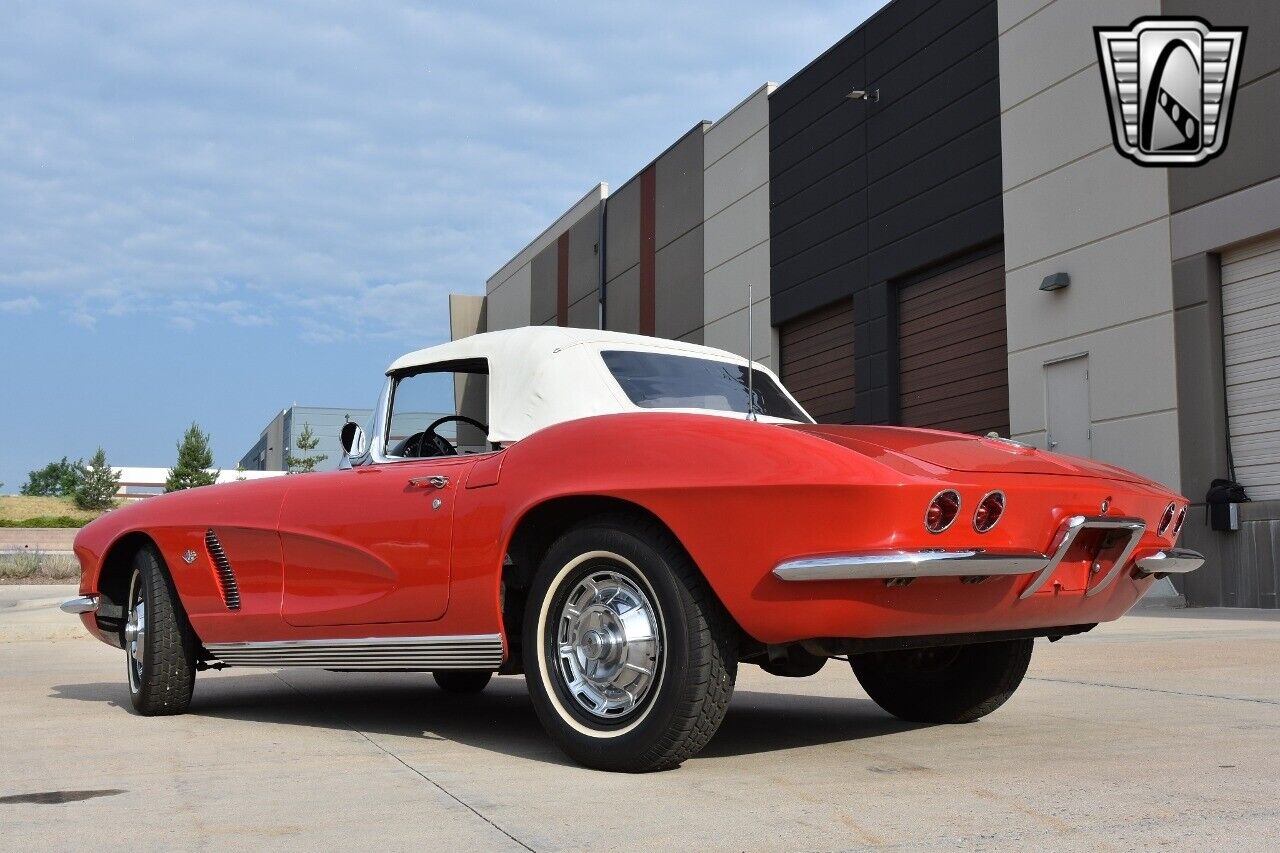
0 295 38 314
0 0 886 346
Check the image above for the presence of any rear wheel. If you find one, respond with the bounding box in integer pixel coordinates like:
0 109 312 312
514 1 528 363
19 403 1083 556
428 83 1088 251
850 639 1033 724
125 547 197 715
522 516 737 772
432 670 492 694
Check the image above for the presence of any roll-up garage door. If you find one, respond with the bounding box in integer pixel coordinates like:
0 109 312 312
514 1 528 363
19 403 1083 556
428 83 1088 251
779 298 855 423
1222 233 1280 500
898 250 1009 436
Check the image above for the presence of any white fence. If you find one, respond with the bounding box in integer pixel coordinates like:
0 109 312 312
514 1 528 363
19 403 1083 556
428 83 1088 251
113 467 287 501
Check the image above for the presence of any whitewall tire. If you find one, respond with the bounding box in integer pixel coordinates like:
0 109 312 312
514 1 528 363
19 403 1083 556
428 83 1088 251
522 515 737 772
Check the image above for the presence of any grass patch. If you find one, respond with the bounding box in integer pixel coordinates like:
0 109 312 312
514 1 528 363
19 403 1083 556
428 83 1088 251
0 495 109 526
0 548 81 583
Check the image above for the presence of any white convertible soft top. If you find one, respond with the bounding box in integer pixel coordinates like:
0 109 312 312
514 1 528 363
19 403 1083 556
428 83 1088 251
386 326 809 445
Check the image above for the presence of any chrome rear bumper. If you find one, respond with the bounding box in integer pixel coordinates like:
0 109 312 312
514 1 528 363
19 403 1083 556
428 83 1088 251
60 595 98 615
772 550 1046 582
1134 548 1205 576
773 515 1204 594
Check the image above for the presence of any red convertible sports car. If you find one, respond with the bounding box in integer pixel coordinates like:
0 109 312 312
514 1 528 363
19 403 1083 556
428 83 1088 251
64 327 1203 771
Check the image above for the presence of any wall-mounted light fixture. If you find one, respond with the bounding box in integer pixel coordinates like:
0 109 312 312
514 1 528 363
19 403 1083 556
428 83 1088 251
846 88 880 102
1039 272 1070 292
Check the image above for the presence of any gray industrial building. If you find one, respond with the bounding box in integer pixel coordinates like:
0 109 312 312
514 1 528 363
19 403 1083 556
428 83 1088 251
239 405 372 472
452 0 1279 608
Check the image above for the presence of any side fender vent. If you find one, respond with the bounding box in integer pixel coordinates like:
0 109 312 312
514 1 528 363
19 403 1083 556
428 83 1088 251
204 529 242 611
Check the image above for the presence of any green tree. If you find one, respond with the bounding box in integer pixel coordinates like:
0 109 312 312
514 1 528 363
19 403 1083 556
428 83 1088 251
285 422 328 473
74 448 121 510
165 423 218 492
21 457 84 497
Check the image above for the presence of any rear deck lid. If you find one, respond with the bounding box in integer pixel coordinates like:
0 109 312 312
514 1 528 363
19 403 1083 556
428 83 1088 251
785 424 1152 484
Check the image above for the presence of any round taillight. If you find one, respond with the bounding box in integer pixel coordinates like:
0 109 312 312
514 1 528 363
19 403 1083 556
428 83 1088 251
973 491 1005 533
1157 502 1176 536
1173 506 1186 535
925 490 961 534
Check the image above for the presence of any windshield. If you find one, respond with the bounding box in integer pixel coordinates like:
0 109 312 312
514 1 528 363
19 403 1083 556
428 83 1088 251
601 350 811 422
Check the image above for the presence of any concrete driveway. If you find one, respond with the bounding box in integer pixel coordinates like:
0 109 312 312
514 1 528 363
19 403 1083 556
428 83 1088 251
3 586 1277 851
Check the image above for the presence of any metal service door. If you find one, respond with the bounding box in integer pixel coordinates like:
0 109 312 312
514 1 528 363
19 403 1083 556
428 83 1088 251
1045 355 1091 457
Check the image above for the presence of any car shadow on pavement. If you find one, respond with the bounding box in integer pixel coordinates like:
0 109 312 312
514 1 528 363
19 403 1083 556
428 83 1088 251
50 671 926 766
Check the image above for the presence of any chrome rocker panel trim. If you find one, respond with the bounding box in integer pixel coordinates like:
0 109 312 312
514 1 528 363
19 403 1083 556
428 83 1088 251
205 633 504 671
60 595 99 615
773 550 1047 582
773 515 1175 600
1134 548 1205 576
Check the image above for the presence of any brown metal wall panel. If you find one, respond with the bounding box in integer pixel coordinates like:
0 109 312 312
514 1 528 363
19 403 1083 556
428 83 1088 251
780 299 856 423
897 250 1009 436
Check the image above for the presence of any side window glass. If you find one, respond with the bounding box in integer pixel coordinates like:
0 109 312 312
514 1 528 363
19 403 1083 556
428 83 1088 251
385 365 489 458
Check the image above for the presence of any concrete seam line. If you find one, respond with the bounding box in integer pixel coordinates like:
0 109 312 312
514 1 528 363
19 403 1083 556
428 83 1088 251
358 731 538 853
1026 676 1278 705
270 673 537 852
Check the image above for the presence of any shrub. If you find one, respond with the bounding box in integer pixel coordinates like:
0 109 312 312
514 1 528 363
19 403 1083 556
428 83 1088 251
0 549 42 579
0 516 90 528
21 458 85 497
0 548 81 580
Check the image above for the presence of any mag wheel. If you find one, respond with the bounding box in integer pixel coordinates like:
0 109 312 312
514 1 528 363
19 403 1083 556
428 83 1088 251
523 516 736 772
850 639 1033 724
125 546 197 716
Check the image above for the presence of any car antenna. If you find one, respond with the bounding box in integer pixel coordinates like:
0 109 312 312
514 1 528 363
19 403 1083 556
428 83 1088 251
746 282 757 421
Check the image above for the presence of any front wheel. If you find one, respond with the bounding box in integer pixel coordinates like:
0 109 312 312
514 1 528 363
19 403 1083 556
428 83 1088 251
522 516 737 772
125 546 198 715
850 639 1033 724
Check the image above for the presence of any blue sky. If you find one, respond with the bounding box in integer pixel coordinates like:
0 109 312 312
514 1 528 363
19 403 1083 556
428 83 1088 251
0 0 887 491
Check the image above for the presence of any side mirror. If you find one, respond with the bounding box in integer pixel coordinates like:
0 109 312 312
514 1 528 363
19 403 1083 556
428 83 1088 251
340 422 367 457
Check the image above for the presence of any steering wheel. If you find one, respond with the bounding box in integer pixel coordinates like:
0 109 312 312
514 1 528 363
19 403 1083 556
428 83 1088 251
396 415 489 458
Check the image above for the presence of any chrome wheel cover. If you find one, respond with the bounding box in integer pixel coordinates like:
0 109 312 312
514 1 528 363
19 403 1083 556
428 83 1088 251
125 571 146 693
553 569 662 720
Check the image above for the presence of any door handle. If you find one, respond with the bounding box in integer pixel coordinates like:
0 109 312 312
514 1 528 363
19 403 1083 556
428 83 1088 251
408 475 449 489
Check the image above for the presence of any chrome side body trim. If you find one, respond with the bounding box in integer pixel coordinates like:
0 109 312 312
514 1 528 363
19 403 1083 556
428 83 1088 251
1134 548 1205 576
204 633 504 670
60 595 99 615
773 550 1048 582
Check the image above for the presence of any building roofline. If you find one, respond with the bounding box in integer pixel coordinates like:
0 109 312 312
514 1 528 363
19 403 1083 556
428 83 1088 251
486 183 608 292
